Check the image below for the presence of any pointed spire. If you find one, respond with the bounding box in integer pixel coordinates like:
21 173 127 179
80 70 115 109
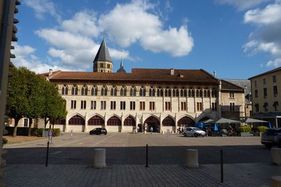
117 58 126 73
94 38 112 63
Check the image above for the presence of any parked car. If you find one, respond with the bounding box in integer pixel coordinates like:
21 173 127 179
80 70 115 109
89 128 107 135
261 128 281 148
183 127 206 137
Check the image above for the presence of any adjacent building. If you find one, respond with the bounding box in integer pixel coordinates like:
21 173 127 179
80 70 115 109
249 67 281 127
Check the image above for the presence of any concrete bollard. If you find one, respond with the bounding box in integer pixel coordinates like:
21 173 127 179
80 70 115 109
185 149 199 168
271 148 281 165
272 176 281 187
93 148 106 168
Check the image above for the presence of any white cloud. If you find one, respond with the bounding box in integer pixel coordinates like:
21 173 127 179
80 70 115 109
244 2 281 24
24 0 61 22
243 1 281 68
216 0 270 10
98 0 193 56
12 44 71 73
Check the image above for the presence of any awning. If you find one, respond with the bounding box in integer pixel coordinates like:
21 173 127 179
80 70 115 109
215 118 240 124
245 118 268 123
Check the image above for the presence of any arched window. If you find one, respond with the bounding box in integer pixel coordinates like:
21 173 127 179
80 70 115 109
212 89 217 97
81 85 88 96
162 116 175 126
124 116 136 126
196 90 200 97
88 115 104 126
69 115 85 125
62 85 68 95
91 86 97 96
71 85 78 95
120 86 127 96
107 116 121 126
149 87 155 97
101 85 108 96
140 86 146 97
173 88 179 97
165 88 171 97
111 86 117 96
157 88 163 97
130 86 136 96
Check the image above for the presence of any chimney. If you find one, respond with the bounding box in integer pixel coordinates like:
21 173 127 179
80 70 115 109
170 68 175 76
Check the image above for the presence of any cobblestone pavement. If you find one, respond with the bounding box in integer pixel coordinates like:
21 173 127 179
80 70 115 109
4 163 281 187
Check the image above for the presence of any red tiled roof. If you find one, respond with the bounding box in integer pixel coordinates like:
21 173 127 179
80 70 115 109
221 80 244 92
48 68 219 85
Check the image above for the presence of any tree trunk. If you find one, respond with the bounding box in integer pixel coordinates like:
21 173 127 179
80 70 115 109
28 118 33 136
13 118 20 137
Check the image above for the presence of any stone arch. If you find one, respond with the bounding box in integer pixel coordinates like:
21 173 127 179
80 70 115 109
107 116 121 126
124 115 136 126
88 115 105 126
177 116 195 127
162 116 175 126
69 114 85 125
144 116 160 132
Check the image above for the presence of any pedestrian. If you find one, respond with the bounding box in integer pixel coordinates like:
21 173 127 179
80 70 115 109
70 130 73 136
48 129 53 143
150 126 153 133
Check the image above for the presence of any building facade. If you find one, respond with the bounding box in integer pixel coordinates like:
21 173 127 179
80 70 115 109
249 67 281 127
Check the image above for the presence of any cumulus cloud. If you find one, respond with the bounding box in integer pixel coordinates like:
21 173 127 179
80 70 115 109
12 44 72 73
24 0 61 22
243 0 281 68
216 0 270 10
99 0 193 56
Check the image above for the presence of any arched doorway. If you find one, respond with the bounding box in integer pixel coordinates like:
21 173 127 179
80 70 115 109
124 116 136 126
144 116 160 133
88 115 104 126
177 116 195 127
162 116 175 126
69 115 85 125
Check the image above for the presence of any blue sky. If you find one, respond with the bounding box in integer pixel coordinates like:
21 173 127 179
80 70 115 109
13 0 281 79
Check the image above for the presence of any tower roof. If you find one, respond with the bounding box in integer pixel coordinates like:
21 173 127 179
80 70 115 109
94 39 112 63
117 59 126 73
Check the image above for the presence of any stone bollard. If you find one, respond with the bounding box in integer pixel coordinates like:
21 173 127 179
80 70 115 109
185 149 199 168
271 148 281 165
93 148 106 168
272 176 281 187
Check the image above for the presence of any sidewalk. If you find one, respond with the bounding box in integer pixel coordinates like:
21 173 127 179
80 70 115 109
4 163 281 187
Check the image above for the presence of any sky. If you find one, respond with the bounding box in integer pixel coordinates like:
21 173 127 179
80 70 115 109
13 0 281 79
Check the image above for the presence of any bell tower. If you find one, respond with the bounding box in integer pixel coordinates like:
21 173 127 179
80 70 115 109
93 39 112 73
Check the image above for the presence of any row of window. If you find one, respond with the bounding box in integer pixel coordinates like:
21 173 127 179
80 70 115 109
254 75 277 87
255 101 279 112
254 86 278 98
62 85 218 98
70 100 218 111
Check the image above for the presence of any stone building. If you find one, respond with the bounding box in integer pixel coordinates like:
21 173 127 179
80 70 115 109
249 67 281 127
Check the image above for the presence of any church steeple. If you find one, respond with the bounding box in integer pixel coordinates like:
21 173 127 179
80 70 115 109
93 39 113 73
117 58 126 73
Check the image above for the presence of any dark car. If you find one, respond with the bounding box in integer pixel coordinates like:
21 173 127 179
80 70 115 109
261 128 281 148
89 128 107 135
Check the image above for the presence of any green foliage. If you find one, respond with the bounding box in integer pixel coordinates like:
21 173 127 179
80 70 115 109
52 128 61 137
33 128 44 137
257 126 268 133
240 125 251 132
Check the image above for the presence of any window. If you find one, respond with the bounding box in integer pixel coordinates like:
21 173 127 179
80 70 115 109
107 64 110 68
71 85 78 95
81 100 86 109
111 86 117 96
71 100 76 109
81 85 88 96
149 87 155 97
255 104 259 112
229 92 234 98
173 89 179 97
255 90 258 98
149 102 155 110
91 101 96 110
130 101 135 110
120 86 127 96
62 85 68 95
165 102 171 111
196 102 203 111
111 101 116 110
181 102 187 111
230 103 235 111
273 75 276 83
273 102 279 111
101 101 106 110
130 86 136 96
140 86 146 96
263 78 266 85
189 89 195 97
263 102 268 112
211 89 217 97
101 86 108 96
157 88 163 97
140 101 145 110
120 101 126 110
91 86 97 96
196 90 200 97
273 86 278 97
263 88 267 98
180 89 187 97
203 90 208 97
211 102 217 111
165 88 171 97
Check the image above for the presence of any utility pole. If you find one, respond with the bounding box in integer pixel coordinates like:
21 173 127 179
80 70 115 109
0 0 20 184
